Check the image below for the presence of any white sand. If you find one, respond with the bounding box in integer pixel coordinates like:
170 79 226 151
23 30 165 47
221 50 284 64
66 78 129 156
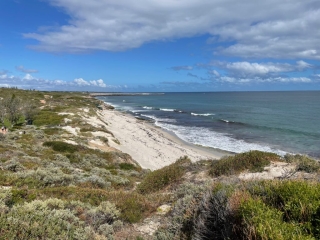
239 161 296 180
62 126 80 136
97 109 227 170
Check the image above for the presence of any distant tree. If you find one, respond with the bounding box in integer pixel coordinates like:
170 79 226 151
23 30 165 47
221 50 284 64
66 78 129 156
3 94 22 125
23 102 38 124
0 100 5 124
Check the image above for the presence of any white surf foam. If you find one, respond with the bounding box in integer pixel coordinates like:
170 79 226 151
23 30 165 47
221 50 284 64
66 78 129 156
160 108 176 112
141 115 177 123
191 113 215 116
157 122 287 156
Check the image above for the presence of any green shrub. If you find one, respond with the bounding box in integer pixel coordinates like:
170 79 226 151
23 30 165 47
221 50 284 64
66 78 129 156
239 197 313 240
33 187 155 223
137 157 191 194
262 181 320 223
0 199 92 239
66 153 81 163
98 136 109 144
33 109 64 126
80 126 95 132
157 180 320 239
15 167 74 188
0 198 121 239
284 154 320 173
116 192 148 223
44 128 61 135
43 141 78 153
4 189 36 207
3 159 25 172
209 151 280 177
119 163 137 171
244 180 320 238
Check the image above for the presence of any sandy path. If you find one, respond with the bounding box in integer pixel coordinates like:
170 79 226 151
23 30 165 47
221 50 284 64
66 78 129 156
98 109 227 170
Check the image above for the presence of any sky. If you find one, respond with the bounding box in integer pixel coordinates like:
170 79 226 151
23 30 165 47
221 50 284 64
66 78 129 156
0 0 320 92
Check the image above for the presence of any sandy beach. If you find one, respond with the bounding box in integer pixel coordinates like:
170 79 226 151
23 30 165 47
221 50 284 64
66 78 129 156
95 108 228 170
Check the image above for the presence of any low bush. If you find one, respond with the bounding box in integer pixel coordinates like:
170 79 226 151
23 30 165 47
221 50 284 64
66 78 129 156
137 156 191 194
239 197 312 240
15 167 74 188
43 141 78 153
156 179 320 239
155 182 213 239
119 163 137 171
284 154 320 173
3 159 25 172
251 180 320 224
209 151 280 177
4 189 36 207
0 198 121 239
33 187 155 223
43 128 61 135
33 110 64 126
0 133 5 141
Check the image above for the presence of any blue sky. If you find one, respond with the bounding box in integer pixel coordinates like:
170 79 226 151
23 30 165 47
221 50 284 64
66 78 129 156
1 0 320 92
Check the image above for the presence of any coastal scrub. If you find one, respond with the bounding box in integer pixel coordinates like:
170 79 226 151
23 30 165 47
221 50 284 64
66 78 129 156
209 150 281 177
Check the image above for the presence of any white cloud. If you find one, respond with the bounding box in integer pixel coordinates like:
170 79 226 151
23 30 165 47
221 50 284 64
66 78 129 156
296 60 312 70
209 70 220 77
23 0 320 59
216 9 320 59
212 60 313 78
217 76 312 84
0 73 117 90
23 74 35 81
89 79 107 87
73 78 90 86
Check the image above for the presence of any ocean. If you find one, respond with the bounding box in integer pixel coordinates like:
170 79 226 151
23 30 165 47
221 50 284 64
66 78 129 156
97 91 320 158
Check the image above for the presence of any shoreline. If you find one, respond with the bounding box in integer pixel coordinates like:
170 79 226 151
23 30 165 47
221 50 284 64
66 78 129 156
98 107 230 170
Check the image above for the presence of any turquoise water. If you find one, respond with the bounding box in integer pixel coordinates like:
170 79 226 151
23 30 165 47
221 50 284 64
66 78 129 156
98 91 320 158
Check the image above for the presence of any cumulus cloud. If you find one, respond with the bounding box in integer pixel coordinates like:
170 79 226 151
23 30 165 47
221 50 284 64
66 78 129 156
73 78 90 86
16 65 38 73
90 79 107 87
0 73 119 90
23 0 320 59
217 76 312 84
185 59 319 85
23 73 35 81
212 61 312 78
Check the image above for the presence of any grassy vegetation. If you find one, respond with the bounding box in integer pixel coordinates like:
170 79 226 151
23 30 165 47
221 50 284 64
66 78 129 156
43 141 79 153
137 156 191 194
284 154 320 173
33 109 65 126
155 179 320 239
209 150 281 177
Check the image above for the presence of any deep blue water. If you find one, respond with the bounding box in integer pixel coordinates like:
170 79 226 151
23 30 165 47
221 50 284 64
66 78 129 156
97 92 320 158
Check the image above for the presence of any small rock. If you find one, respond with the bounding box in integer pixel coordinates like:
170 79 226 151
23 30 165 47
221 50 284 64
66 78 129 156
157 204 171 215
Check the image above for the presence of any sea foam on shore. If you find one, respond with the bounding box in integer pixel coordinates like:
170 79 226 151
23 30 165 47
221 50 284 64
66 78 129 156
97 108 226 170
